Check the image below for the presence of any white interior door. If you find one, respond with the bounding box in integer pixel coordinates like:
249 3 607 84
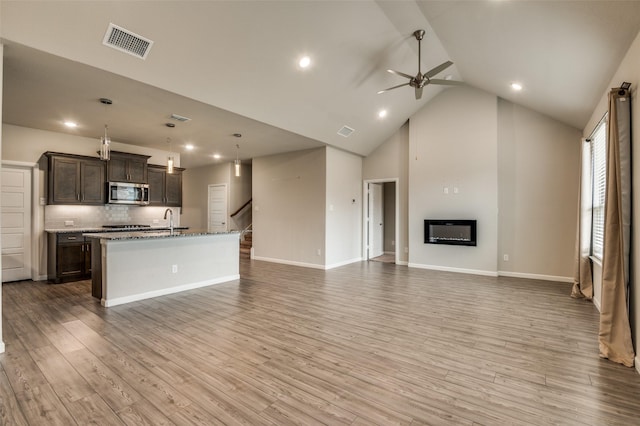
1 166 32 282
208 184 228 232
368 183 384 259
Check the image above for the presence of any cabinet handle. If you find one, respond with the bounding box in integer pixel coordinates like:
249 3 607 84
67 236 77 240
77 193 80 201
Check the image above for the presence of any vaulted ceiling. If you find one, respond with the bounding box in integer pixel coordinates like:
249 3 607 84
2 1 640 168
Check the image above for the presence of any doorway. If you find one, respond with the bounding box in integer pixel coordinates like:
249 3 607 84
364 179 398 264
208 183 228 232
1 164 33 282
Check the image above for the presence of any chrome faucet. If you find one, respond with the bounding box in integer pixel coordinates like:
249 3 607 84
163 208 174 232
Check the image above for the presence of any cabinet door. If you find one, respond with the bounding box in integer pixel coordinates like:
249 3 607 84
80 160 106 204
50 157 80 204
148 167 166 206
107 156 128 182
127 158 148 183
57 243 85 280
83 241 92 277
165 171 182 207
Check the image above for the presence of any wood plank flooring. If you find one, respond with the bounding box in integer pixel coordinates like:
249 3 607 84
1 259 640 425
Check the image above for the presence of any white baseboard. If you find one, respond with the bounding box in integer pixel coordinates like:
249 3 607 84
251 256 326 270
396 260 408 266
325 257 362 270
408 263 498 277
101 274 239 307
635 355 640 375
0 340 5 354
593 295 602 312
497 271 573 283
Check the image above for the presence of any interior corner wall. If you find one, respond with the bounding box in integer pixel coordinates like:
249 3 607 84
325 147 362 268
0 43 5 353
497 99 581 280
584 29 640 370
363 121 409 264
408 87 498 275
252 148 326 267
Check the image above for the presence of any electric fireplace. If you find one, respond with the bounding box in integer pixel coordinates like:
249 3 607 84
424 219 477 246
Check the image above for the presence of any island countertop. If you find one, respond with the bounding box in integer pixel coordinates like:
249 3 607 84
83 229 238 241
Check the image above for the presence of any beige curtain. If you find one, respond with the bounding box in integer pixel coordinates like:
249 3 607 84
572 139 593 299
599 87 634 367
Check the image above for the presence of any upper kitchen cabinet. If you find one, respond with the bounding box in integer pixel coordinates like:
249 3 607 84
46 152 106 205
107 151 150 183
148 165 184 207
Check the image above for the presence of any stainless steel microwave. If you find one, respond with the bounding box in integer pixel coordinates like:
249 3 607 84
108 182 150 205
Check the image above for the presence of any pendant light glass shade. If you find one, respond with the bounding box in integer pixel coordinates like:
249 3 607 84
166 137 174 173
234 144 241 177
100 125 111 160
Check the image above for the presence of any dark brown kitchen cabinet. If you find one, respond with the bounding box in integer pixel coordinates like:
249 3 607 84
148 165 184 207
46 152 106 205
47 232 91 283
107 151 150 183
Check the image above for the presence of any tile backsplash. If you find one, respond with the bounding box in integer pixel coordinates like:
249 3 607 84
45 205 180 229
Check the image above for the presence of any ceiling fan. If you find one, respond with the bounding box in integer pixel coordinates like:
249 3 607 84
378 29 464 100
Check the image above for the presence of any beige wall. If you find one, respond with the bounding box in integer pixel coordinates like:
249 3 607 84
0 42 4 352
182 162 252 232
583 29 640 370
363 121 409 264
408 87 499 275
498 99 580 279
325 146 362 267
252 148 326 267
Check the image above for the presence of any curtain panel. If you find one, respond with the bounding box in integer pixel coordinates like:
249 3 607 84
572 139 593 299
598 87 634 367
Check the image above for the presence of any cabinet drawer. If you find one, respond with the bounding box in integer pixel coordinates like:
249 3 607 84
57 233 84 243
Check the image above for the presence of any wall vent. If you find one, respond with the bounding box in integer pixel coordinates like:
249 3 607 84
103 23 153 60
337 125 355 138
170 113 192 122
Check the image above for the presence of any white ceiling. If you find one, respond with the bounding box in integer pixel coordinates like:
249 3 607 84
2 1 640 169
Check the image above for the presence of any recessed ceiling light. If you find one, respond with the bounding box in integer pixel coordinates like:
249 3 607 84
378 109 388 119
510 82 523 91
64 121 78 128
213 154 221 159
185 144 194 151
299 56 311 69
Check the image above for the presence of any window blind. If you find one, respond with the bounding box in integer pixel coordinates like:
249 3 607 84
591 117 607 259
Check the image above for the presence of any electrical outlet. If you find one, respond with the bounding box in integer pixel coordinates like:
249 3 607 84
64 220 74 226
503 254 509 261
316 249 321 256
152 219 159 224
172 264 178 273
443 187 449 194
391 240 395 246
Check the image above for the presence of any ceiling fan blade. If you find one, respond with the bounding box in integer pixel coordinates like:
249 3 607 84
424 61 453 79
415 87 423 100
429 79 465 86
387 69 414 80
377 82 410 94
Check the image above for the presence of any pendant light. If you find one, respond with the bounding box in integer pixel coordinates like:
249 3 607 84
166 137 174 174
99 98 112 160
100 125 111 160
234 144 241 177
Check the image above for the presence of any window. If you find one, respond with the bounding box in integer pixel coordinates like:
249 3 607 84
590 115 607 259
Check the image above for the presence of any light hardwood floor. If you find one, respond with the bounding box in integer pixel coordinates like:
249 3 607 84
1 259 640 425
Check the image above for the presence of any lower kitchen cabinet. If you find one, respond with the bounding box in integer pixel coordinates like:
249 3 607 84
47 232 92 283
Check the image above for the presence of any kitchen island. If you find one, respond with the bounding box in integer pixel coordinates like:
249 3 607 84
84 230 239 307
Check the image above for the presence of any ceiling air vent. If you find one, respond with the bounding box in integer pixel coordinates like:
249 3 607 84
337 125 355 138
103 23 154 60
170 113 192 122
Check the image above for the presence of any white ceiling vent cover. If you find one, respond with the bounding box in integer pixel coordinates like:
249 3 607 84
103 23 154 60
337 125 355 138
170 113 191 122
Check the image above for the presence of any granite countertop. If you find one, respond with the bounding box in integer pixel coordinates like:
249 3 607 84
83 229 239 241
45 226 189 233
